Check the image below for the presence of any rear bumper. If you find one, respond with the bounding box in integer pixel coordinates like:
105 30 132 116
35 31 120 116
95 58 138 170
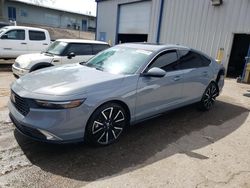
217 75 224 94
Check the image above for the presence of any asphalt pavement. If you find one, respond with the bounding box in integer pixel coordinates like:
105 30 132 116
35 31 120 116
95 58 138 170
0 70 250 188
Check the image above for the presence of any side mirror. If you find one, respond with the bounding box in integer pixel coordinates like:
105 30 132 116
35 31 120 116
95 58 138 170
1 34 8 39
79 61 86 65
141 67 166 77
67 52 75 59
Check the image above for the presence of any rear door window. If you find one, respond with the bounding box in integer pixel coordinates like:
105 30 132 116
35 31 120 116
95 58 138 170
178 50 204 69
200 54 211 67
65 43 92 56
29 30 46 41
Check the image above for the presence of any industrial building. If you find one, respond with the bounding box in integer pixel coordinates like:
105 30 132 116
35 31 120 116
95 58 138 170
96 0 250 77
0 0 96 32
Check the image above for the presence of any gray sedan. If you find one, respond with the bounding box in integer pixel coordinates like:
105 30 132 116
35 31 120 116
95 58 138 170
8 43 225 145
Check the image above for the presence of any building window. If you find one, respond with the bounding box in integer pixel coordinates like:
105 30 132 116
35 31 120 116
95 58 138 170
8 7 16 21
99 32 106 42
82 20 87 31
20 9 28 17
44 13 59 27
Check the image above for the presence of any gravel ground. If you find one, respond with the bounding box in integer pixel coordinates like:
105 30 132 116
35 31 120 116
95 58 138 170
0 71 250 188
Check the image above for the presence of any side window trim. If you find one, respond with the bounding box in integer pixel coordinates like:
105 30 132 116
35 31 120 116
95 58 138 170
61 43 71 56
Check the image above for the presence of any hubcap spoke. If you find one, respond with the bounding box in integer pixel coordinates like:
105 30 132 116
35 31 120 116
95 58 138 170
97 132 106 143
101 111 108 120
101 107 114 120
114 126 123 130
92 121 104 134
207 88 211 95
109 107 113 119
112 130 117 139
212 93 217 98
211 86 216 94
105 131 109 144
114 110 125 123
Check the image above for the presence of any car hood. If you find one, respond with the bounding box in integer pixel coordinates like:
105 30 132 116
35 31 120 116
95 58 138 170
15 63 125 96
15 53 57 68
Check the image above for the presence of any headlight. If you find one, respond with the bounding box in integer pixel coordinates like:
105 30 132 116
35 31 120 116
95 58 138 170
14 62 20 68
35 99 85 109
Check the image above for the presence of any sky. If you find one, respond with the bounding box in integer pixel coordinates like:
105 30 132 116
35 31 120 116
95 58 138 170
18 0 97 16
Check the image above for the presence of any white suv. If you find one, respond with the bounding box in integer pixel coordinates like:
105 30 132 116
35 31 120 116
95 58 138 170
12 39 110 77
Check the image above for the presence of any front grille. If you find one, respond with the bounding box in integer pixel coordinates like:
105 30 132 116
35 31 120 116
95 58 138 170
11 91 30 116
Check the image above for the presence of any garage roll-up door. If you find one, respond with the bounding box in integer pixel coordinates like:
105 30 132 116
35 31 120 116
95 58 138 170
118 1 152 34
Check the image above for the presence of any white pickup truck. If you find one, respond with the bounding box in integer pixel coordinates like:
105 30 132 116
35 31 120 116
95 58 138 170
0 26 50 59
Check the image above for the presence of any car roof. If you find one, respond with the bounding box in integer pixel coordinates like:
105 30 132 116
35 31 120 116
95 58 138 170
2 26 47 32
56 39 109 45
117 43 190 52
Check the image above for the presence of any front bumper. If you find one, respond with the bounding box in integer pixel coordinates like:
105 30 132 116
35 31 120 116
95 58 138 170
8 99 90 143
218 75 224 94
12 64 29 78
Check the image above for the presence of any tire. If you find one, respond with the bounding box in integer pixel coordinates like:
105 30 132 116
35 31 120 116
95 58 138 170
85 103 128 146
199 82 219 111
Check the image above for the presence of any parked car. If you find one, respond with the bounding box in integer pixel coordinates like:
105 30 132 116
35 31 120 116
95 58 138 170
0 26 50 59
8 43 225 145
12 39 110 78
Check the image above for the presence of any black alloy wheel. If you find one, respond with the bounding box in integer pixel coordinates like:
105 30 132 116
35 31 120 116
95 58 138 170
200 82 219 111
85 103 128 146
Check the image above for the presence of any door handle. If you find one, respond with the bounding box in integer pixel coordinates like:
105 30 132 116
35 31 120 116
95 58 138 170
21 42 27 45
43 43 48 45
173 76 181 81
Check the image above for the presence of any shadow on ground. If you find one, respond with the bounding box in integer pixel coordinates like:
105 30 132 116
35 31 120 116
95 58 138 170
15 100 249 182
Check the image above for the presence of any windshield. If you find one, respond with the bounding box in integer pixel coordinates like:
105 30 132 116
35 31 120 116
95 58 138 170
45 41 68 55
85 46 152 75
